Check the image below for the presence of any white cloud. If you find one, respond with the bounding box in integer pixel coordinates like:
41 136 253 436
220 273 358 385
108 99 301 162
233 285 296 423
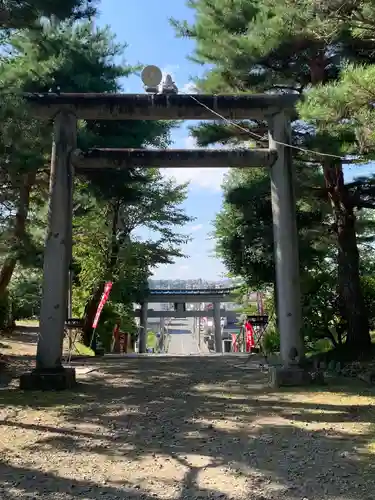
185 136 198 150
180 82 198 94
162 136 228 192
160 63 197 93
191 224 203 232
163 167 227 192
152 255 226 280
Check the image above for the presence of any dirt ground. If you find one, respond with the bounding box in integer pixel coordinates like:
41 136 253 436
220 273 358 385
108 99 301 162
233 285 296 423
0 326 89 369
0 354 375 500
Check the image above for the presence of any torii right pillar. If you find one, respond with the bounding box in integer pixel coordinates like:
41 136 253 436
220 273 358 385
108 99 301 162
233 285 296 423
268 112 311 387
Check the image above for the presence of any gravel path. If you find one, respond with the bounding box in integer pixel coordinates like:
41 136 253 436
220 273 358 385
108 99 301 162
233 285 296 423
168 333 201 355
167 319 201 355
1 356 375 500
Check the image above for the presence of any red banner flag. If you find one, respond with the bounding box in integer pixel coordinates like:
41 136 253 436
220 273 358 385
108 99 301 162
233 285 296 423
231 333 239 352
245 321 255 352
92 282 113 329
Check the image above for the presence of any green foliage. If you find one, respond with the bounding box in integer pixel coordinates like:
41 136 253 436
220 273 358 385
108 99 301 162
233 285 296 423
0 20 136 291
174 0 375 353
9 270 42 320
93 301 136 352
361 276 375 330
147 331 157 350
72 169 191 323
3 21 131 94
0 0 97 28
0 291 12 329
240 302 258 316
214 166 330 289
73 342 95 356
301 267 343 347
262 326 280 355
299 63 375 167
0 18 190 330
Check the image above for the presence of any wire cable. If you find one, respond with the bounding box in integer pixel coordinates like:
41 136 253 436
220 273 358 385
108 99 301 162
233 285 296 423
188 94 346 160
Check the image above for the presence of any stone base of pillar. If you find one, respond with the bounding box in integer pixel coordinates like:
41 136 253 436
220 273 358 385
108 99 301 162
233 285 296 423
19 367 77 391
269 365 324 388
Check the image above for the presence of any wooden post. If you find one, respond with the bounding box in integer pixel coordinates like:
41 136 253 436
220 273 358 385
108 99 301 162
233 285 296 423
198 315 201 348
268 112 304 367
36 111 76 371
67 269 73 319
213 301 223 353
139 302 148 353
160 317 165 352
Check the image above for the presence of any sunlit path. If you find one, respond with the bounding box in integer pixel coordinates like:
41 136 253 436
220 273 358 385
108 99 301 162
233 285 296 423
1 356 373 500
167 318 201 355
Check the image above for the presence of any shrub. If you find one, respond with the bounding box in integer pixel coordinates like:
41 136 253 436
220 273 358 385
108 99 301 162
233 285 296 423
95 301 137 351
262 326 280 354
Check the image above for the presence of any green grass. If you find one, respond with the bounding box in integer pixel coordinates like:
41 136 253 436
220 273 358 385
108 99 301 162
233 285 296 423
305 338 333 357
72 342 95 356
16 319 39 326
147 331 157 350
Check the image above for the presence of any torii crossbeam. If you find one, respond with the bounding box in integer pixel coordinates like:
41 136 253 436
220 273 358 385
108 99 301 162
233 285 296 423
71 148 277 170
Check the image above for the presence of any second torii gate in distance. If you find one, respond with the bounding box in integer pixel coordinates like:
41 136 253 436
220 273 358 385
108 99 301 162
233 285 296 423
19 92 304 390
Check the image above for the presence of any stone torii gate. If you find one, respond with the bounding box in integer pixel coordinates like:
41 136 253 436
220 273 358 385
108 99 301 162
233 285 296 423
136 287 236 354
19 92 303 390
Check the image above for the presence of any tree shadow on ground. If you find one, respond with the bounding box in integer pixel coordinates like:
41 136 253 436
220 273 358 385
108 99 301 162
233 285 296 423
0 460 249 500
1 328 39 341
1 356 375 499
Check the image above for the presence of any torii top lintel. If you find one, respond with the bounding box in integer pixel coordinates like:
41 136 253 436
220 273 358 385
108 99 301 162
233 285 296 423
23 92 299 121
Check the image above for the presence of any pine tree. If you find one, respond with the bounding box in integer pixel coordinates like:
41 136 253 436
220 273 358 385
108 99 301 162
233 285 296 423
215 164 331 288
172 0 375 353
0 20 190 318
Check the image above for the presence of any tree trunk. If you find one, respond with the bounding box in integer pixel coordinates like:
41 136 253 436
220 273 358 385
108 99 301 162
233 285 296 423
323 160 371 354
309 56 371 356
0 171 36 297
309 51 327 85
337 210 371 352
81 200 127 347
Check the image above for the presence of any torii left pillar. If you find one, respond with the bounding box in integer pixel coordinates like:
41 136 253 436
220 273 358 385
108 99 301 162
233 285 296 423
20 111 77 390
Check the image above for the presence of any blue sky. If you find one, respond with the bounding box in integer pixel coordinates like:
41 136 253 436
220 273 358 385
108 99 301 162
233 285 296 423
97 0 375 281
97 0 227 280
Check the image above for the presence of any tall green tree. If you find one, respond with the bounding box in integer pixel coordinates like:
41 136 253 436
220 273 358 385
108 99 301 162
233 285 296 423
173 0 375 353
0 20 128 296
0 20 187 306
215 165 330 289
74 168 192 345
